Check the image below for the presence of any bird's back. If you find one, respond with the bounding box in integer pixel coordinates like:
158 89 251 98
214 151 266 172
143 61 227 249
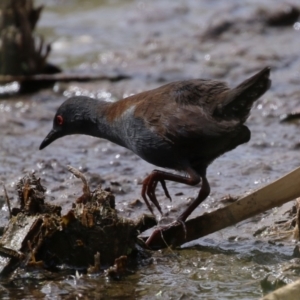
104 68 270 172
104 80 242 171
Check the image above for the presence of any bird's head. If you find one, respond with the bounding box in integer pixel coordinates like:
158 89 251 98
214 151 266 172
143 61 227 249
39 96 99 150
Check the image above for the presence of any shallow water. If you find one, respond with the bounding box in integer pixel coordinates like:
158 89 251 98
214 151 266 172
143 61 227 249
1 0 300 298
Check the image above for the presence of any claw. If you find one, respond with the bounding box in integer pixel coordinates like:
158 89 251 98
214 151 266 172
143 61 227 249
141 177 155 215
141 175 163 215
141 168 201 219
160 180 172 201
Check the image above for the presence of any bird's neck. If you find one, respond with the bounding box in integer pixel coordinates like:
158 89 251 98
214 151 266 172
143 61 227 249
87 100 128 148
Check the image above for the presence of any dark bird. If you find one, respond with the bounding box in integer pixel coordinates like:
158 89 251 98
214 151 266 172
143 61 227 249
40 67 271 238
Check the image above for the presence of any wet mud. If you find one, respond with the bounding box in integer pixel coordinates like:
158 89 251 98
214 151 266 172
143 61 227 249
1 0 300 298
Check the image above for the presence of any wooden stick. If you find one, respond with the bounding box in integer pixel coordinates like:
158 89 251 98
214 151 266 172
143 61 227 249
261 279 300 300
143 166 300 249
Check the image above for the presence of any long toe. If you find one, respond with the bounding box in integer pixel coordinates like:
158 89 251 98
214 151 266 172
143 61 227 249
141 179 155 215
147 189 163 215
160 180 172 201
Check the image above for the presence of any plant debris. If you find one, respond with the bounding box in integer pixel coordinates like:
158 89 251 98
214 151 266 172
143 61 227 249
0 169 156 278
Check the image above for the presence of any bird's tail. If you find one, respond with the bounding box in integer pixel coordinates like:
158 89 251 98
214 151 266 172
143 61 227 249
214 67 271 122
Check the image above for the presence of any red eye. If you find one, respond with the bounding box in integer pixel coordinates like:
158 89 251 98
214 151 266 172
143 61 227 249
56 115 64 125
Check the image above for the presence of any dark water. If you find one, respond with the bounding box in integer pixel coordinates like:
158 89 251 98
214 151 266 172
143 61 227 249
1 0 300 298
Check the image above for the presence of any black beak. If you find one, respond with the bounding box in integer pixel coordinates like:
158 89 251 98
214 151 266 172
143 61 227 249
39 128 63 150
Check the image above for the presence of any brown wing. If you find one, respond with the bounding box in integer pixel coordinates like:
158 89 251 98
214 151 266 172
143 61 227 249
170 79 229 108
133 79 235 143
132 79 249 167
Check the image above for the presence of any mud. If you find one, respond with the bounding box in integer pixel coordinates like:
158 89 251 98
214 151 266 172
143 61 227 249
1 0 300 298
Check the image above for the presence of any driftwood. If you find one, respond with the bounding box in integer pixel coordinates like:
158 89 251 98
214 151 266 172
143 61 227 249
143 166 300 249
261 279 300 300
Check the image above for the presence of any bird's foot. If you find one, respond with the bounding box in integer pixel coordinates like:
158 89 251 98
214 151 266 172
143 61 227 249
159 179 172 201
141 171 172 216
141 176 162 215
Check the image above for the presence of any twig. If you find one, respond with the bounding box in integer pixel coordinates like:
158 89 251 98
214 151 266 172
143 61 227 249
67 165 91 203
0 73 131 83
2 184 12 218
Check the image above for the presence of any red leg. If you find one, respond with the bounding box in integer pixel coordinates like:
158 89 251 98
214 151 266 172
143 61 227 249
145 175 211 247
178 176 210 222
141 168 200 216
